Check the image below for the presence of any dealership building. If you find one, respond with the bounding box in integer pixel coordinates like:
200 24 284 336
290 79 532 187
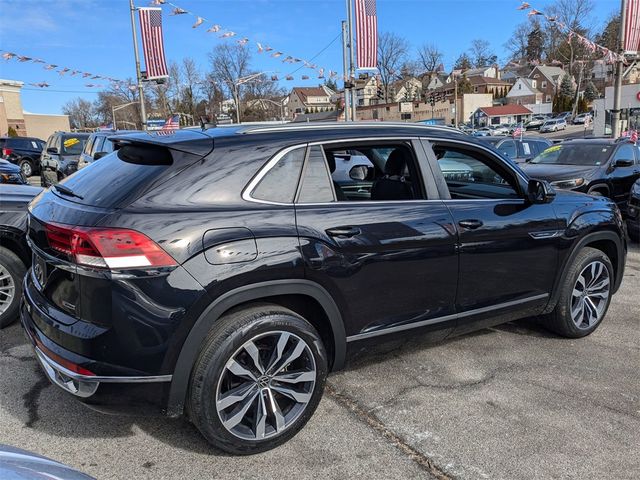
592 83 640 136
0 79 70 140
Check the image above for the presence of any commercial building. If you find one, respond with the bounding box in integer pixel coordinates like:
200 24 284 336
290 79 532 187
0 79 70 140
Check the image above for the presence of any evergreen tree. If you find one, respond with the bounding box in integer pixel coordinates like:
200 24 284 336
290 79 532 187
560 74 574 98
525 20 545 62
458 75 473 94
584 81 599 102
454 53 473 70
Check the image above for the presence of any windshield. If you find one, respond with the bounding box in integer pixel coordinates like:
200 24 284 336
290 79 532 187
530 144 612 166
61 136 87 155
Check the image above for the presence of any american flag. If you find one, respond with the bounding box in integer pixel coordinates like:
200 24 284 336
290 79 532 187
161 114 180 131
354 0 378 69
512 123 524 138
625 0 640 54
139 8 169 80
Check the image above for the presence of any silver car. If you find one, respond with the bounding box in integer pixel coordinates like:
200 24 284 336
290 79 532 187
540 118 567 133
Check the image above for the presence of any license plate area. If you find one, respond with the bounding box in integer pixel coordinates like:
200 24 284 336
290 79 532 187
32 253 49 291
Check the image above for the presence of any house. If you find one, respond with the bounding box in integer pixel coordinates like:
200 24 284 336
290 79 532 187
473 104 533 126
354 75 379 107
287 86 336 118
528 65 569 103
463 66 499 79
424 72 449 91
392 77 422 102
506 78 543 106
469 76 512 96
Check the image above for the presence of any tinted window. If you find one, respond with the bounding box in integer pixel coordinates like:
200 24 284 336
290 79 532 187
83 136 95 155
497 140 517 158
251 147 305 203
530 144 612 166
93 136 105 154
613 144 636 164
102 138 114 153
297 146 334 203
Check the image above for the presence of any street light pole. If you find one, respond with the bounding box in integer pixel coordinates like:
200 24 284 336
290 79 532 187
346 0 357 121
341 21 351 122
129 0 147 130
112 101 139 130
612 0 628 138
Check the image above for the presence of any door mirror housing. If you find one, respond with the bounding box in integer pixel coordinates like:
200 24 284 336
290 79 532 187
93 151 108 161
46 147 58 155
349 165 374 181
527 179 556 204
613 158 634 168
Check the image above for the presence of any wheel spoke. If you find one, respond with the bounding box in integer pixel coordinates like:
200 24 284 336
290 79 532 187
571 299 584 322
584 297 599 326
588 277 609 293
226 359 257 381
273 370 316 384
254 390 267 440
222 390 259 431
273 338 306 375
271 385 312 404
265 332 290 373
266 388 285 433
243 340 265 375
216 382 256 410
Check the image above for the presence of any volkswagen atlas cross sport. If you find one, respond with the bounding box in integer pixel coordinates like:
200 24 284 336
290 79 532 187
21 123 627 454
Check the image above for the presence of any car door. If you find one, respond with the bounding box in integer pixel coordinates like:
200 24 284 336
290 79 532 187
608 143 640 209
292 139 458 342
424 138 561 333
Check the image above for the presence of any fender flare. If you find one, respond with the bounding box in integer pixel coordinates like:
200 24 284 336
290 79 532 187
165 279 346 417
546 230 625 312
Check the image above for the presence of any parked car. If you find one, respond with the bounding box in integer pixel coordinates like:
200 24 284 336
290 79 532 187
573 113 592 125
491 125 510 136
555 111 573 121
521 139 640 217
525 116 546 130
21 124 627 454
39 132 90 187
0 184 42 327
472 127 493 136
540 119 567 133
478 136 553 163
0 159 28 185
78 130 137 170
0 444 94 480
0 136 45 177
627 179 640 241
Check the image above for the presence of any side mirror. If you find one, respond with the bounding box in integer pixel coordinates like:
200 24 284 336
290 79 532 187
46 147 58 154
527 179 556 204
93 151 107 161
349 164 373 181
613 158 634 168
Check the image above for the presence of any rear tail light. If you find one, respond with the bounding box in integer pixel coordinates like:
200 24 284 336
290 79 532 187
2 148 12 157
44 223 177 270
35 338 96 376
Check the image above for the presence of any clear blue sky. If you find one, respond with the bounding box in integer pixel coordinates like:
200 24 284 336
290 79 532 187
0 0 620 115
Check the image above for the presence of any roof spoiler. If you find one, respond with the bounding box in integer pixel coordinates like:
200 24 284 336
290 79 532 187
108 129 214 157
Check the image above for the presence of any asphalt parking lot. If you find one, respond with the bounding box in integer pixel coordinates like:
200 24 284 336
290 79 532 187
0 243 638 479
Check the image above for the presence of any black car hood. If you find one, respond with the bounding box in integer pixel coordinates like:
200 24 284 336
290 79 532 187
520 163 600 182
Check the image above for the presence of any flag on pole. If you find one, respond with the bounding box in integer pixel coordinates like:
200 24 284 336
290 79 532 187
354 0 378 69
512 124 524 138
161 114 180 131
139 7 169 80
624 0 640 54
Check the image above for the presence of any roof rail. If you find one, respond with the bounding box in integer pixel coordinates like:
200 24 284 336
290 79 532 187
238 122 467 135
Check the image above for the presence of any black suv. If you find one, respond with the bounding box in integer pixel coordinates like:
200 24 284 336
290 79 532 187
521 139 640 216
39 132 90 187
21 124 627 454
0 136 45 177
477 136 552 163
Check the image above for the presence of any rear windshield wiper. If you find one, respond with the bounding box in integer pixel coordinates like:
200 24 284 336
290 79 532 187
53 184 84 200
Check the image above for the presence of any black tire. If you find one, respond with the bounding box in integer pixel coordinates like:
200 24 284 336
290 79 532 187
188 304 328 454
0 246 26 328
543 247 614 338
19 158 34 177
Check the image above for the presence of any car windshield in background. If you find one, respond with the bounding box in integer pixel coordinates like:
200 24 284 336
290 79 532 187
530 144 612 166
61 136 86 155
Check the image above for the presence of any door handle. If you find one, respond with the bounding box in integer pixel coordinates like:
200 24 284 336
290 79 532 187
458 219 483 230
326 226 361 238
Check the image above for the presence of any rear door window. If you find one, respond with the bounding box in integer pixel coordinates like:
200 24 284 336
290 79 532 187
497 140 517 158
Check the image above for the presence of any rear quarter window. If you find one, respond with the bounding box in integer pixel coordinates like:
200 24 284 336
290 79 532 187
250 147 305 203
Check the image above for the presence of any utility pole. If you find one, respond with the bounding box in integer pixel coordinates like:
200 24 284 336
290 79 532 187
129 0 147 131
346 0 357 121
453 76 458 127
341 20 351 122
612 0 628 138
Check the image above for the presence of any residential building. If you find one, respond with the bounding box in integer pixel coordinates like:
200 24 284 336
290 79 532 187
287 86 336 118
354 75 379 107
469 76 512 96
506 78 543 105
473 104 533 126
528 65 568 103
392 77 422 102
463 66 499 79
0 79 70 139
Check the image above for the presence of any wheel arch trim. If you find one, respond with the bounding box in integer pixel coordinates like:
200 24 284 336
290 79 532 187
165 279 346 417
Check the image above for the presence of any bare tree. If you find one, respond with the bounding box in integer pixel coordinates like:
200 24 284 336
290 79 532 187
208 43 252 121
417 43 444 73
201 72 225 119
469 39 497 68
505 22 533 61
181 57 201 119
377 32 409 103
545 0 595 73
63 98 97 129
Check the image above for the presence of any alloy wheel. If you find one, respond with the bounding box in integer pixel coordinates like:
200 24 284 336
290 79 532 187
20 161 32 177
571 260 610 330
215 331 317 441
0 264 15 315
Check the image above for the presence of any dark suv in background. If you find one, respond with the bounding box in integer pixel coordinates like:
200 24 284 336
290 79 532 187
77 130 137 170
478 136 552 163
40 132 89 187
21 124 626 454
0 136 45 177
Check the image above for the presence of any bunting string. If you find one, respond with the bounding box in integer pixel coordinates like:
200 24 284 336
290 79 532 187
516 2 624 64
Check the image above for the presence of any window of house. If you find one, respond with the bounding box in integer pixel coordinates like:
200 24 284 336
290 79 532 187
295 142 425 203
251 146 306 203
532 80 537 88
431 144 521 200
546 95 552 102
541 81 547 88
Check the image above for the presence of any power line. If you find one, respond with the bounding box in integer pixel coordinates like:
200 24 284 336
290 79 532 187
22 88 102 94
286 32 342 76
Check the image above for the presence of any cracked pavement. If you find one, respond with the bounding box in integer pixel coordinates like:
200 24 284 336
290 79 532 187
0 245 638 479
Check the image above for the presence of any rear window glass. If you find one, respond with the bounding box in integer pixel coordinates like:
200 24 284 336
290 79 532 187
61 136 87 155
251 147 305 203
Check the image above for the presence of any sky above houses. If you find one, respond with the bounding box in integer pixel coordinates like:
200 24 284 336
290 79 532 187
0 0 620 115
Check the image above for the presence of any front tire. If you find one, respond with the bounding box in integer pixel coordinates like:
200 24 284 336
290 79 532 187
188 304 327 454
19 158 33 177
0 246 26 328
544 247 613 338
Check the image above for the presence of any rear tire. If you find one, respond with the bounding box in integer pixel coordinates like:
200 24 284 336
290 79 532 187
543 247 613 338
19 158 33 177
188 304 328 454
0 246 26 328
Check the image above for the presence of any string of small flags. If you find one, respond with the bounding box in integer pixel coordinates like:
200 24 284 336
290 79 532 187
149 0 338 81
516 2 624 64
1 50 135 89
